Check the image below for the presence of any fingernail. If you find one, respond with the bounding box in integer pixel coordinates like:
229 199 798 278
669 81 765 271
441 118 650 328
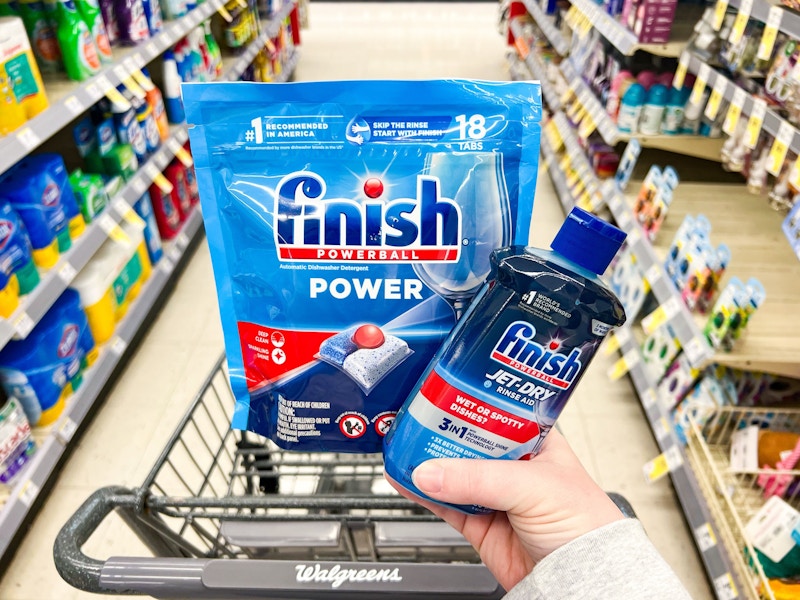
412 462 443 494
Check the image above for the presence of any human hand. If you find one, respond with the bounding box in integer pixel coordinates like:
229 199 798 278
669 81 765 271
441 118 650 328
385 429 625 592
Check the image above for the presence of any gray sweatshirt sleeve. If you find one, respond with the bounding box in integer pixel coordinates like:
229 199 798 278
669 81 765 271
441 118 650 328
502 519 692 599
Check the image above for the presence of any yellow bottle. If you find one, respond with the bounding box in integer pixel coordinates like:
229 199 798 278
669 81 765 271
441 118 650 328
0 17 48 123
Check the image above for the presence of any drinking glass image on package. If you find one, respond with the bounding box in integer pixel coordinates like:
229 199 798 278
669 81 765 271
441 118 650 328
384 208 627 513
184 79 542 452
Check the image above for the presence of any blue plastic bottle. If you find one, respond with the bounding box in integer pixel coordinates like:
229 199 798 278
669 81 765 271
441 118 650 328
383 208 627 514
616 83 646 134
639 84 668 136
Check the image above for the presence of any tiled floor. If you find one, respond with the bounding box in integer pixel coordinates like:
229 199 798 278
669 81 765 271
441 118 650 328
0 3 713 598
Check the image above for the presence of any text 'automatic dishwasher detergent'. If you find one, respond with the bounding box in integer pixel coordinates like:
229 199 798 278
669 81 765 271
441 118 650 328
184 79 541 452
384 208 627 512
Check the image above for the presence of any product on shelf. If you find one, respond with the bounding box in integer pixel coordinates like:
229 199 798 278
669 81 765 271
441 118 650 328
164 157 192 219
162 49 184 123
140 0 161 35
641 322 681 382
657 350 700 412
133 191 163 264
609 242 648 317
68 169 109 223
0 153 86 267
0 199 40 301
783 201 800 258
14 1 62 73
622 0 677 44
70 217 151 344
113 0 149 45
224 0 258 55
745 497 800 579
98 0 118 45
54 0 102 81
0 388 36 486
704 276 766 351
0 288 97 426
0 16 49 135
75 0 112 64
142 67 169 140
148 178 181 239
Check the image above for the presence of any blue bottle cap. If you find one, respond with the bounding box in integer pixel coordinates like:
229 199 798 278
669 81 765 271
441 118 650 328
551 207 627 274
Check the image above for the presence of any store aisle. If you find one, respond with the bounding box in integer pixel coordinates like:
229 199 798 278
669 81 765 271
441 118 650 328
0 3 712 599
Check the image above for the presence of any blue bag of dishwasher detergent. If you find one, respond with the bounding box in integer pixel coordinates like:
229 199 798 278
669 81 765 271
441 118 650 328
184 79 541 452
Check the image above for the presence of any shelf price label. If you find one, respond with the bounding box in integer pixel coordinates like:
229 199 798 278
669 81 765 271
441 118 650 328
744 98 767 149
641 296 682 335
643 446 683 483
713 573 738 600
113 198 146 228
723 87 747 136
642 388 657 409
767 121 795 176
168 138 194 168
704 76 728 120
217 3 234 21
131 68 156 93
114 65 146 99
644 264 663 287
13 312 34 338
57 262 77 284
57 417 78 444
18 480 40 507
690 64 710 107
608 349 640 381
728 0 752 45
16 127 40 151
97 214 131 246
602 327 632 356
110 336 128 356
694 523 718 552
64 95 83 116
144 164 174 194
673 52 689 90
578 112 597 139
758 7 784 61
712 0 728 31
560 84 575 107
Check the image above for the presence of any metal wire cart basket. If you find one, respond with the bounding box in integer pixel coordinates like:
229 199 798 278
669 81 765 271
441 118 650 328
54 355 505 599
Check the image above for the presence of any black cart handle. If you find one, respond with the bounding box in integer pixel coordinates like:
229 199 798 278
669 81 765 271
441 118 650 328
53 486 138 595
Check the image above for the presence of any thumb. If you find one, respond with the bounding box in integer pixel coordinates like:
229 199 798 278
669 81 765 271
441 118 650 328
412 457 541 513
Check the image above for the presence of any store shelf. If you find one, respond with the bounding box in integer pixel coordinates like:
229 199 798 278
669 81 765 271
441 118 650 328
618 133 725 163
520 0 569 56
614 329 745 599
683 52 800 155
223 0 299 81
540 131 574 213
509 20 560 110
560 59 619 145
604 181 715 367
0 0 227 177
652 183 800 380
727 0 800 41
0 126 190 351
0 206 204 564
568 0 696 57
605 179 800 379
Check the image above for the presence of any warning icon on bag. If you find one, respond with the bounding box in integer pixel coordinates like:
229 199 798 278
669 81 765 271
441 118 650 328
339 413 367 439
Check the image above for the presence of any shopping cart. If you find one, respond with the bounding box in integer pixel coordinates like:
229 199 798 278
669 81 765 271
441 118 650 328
54 354 636 599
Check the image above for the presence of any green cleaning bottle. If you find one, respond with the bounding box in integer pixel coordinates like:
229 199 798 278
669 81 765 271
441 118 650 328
75 0 111 64
54 0 100 81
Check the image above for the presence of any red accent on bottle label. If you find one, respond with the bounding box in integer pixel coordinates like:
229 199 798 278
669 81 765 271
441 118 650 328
420 371 540 443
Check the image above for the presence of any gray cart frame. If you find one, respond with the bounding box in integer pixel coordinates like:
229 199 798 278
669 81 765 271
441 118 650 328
54 354 634 599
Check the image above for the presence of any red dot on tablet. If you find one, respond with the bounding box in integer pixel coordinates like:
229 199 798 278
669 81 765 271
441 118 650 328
363 178 384 198
353 324 385 349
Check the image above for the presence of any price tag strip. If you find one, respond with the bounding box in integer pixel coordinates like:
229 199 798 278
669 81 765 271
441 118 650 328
113 198 146 228
641 296 682 335
168 138 194 167
713 573 738 600
767 121 795 176
729 0 753 45
97 213 131 246
712 0 728 31
673 52 689 90
758 6 784 61
144 164 174 194
643 445 684 483
745 98 768 149
723 87 747 136
690 63 710 107
694 523 718 553
704 76 728 121
608 348 641 381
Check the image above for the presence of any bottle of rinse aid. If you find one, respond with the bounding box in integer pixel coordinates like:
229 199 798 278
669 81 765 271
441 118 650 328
383 207 627 514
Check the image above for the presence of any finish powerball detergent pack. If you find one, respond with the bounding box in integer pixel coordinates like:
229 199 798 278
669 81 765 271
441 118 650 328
184 79 541 452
